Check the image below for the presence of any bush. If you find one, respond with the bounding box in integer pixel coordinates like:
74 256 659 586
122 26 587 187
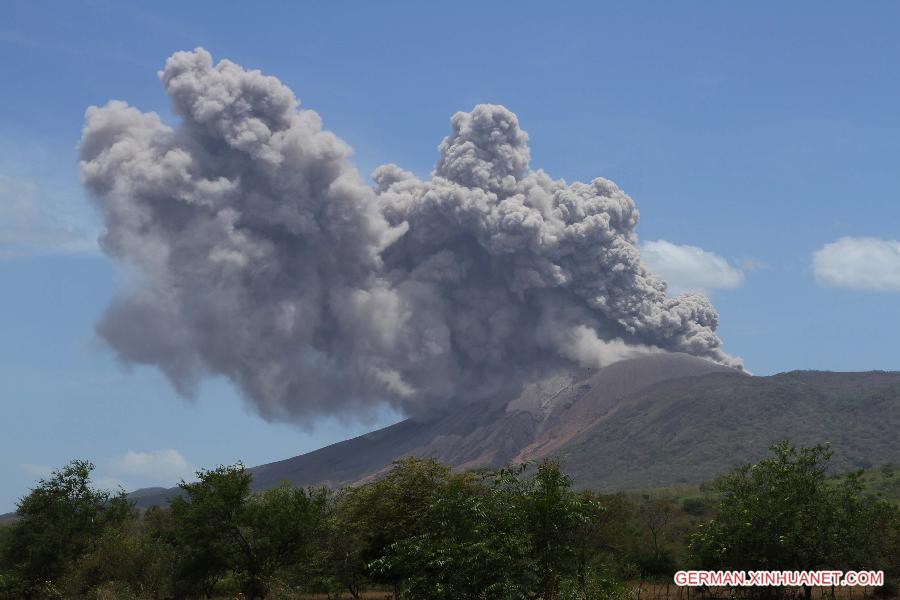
62 517 175 599
0 460 132 598
690 442 900 597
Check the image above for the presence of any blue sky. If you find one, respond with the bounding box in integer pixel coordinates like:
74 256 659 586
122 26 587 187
2 1 900 512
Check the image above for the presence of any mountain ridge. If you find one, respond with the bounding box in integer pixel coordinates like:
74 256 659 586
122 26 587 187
123 353 899 507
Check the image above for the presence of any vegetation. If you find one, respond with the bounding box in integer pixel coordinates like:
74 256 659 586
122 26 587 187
0 444 897 599
561 370 900 491
690 443 900 598
0 460 132 598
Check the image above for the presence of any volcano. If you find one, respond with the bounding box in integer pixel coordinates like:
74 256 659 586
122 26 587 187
131 353 900 507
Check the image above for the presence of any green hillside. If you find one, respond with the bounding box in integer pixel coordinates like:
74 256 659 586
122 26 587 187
562 369 900 490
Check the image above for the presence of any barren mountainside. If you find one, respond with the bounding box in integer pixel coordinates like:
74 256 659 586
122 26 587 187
131 353 900 507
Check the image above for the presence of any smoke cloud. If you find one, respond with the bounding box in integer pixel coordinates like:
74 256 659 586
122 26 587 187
79 49 741 423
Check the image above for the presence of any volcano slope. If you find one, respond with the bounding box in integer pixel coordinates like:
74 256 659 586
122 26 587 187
131 353 900 507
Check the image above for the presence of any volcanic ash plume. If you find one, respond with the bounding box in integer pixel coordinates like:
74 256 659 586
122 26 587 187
79 48 741 422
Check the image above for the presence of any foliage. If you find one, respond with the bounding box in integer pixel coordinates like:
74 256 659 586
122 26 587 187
168 463 253 597
314 487 370 598
365 458 599 600
366 459 533 600
169 463 329 599
690 442 900 596
512 460 598 599
632 495 677 576
0 460 132 599
247 483 330 592
61 513 176 599
2 445 896 599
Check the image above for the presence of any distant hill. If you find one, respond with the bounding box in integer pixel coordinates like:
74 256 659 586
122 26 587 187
129 353 900 508
560 367 900 490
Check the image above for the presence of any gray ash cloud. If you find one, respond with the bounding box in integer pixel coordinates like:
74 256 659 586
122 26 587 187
79 48 741 423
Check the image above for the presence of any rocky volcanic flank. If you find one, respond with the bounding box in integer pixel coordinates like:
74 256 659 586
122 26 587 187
250 352 737 488
129 352 900 507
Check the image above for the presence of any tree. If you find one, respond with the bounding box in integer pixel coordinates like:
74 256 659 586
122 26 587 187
365 459 533 600
62 514 177 599
338 457 451 596
0 460 132 598
634 495 677 576
169 464 252 598
318 487 374 599
169 463 328 599
826 471 900 577
360 458 608 600
689 442 900 599
514 460 597 600
245 483 330 592
569 491 636 581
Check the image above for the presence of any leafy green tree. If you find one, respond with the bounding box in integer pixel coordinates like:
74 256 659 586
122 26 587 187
62 515 177 599
515 460 597 600
351 457 450 564
317 487 374 599
170 463 328 599
569 492 636 581
690 442 900 599
0 460 131 598
364 458 601 600
245 483 330 592
826 471 900 577
368 462 533 600
169 464 252 598
338 457 452 596
141 504 182 593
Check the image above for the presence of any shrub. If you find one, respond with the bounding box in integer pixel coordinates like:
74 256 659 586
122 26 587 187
0 460 132 598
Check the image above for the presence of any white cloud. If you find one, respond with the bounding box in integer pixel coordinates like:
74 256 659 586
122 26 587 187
107 449 195 488
813 237 900 292
640 239 745 295
0 174 99 259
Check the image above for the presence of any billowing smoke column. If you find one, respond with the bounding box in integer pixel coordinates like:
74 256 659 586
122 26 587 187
79 49 741 422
